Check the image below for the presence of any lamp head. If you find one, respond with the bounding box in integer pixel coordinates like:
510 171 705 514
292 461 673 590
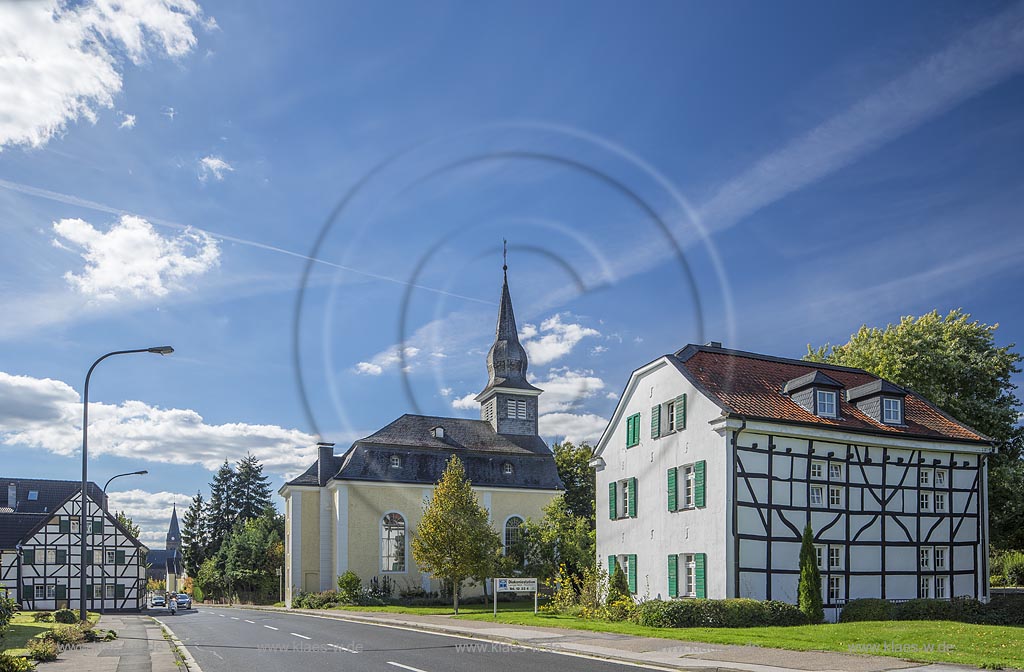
147 346 174 356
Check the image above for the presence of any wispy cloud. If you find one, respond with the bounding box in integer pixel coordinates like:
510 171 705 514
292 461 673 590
355 346 420 376
198 155 234 182
519 314 600 366
118 113 136 130
539 412 607 445
107 489 193 546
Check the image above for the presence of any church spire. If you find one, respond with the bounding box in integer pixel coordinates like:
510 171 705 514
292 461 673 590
166 503 180 550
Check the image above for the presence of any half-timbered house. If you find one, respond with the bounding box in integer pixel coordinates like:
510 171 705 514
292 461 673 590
593 343 993 619
0 478 148 611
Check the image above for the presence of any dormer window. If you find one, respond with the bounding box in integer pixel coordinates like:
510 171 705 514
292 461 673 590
28 491 38 501
502 462 514 475
431 426 444 439
882 397 903 424
390 455 402 468
816 390 837 418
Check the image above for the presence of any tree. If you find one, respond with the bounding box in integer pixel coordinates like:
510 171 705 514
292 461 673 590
412 455 500 614
222 509 285 601
206 460 237 556
516 495 595 582
553 441 596 522
195 557 224 600
807 309 1024 548
232 453 274 522
115 511 141 539
181 491 209 578
798 522 823 624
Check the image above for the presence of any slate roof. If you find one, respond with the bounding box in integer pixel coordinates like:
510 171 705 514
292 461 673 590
0 513 45 549
670 344 989 444
847 379 908 402
2 477 106 514
287 414 561 490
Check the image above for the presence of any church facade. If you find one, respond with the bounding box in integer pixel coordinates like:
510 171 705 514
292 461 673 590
280 269 561 604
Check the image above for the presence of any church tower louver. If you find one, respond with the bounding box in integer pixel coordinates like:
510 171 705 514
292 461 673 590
475 259 542 436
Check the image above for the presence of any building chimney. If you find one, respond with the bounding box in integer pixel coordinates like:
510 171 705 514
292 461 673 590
7 483 15 510
317 442 336 486
705 341 723 349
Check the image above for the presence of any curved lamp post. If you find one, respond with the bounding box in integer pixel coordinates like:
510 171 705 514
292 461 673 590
98 470 148 613
80 347 172 621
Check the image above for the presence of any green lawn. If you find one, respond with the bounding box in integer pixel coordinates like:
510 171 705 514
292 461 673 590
329 600 539 616
1 611 100 656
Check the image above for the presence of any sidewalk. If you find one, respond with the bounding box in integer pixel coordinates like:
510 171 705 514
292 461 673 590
233 604 980 672
38 613 183 672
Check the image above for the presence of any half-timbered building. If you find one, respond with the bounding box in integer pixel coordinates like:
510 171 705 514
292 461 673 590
593 343 993 618
0 478 148 611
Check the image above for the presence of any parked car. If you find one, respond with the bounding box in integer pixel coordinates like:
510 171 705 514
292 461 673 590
152 595 166 607
175 593 192 610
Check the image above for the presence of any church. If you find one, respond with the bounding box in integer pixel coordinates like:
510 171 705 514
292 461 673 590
280 267 562 604
144 504 185 593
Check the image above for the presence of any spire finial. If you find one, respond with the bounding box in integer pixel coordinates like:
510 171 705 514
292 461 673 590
502 239 507 273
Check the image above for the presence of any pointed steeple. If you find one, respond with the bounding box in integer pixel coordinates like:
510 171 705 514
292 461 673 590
479 256 540 396
166 503 181 550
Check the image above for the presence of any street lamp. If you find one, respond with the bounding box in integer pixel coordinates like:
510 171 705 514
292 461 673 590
80 347 172 622
99 470 148 614
103 470 149 496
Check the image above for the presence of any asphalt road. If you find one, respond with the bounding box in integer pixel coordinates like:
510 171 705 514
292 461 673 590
163 605 658 672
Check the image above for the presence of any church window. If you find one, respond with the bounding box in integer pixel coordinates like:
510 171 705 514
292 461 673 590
381 513 406 573
503 462 514 475
504 516 524 555
390 455 402 469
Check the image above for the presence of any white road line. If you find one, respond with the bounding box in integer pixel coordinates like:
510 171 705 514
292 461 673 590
264 625 279 630
388 663 429 672
326 643 359 653
230 617 239 620
244 620 255 624
290 632 311 640
218 614 225 617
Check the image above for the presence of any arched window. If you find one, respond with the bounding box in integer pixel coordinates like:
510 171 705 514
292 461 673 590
504 516 524 555
381 512 406 572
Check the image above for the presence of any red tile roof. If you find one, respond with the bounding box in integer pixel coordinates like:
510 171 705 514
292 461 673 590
672 345 988 444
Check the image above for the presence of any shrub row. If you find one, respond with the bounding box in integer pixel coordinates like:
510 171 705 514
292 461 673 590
633 598 808 628
840 595 1024 626
0 652 35 672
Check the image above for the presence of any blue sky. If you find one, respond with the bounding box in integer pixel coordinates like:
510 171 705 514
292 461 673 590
1 0 1023 545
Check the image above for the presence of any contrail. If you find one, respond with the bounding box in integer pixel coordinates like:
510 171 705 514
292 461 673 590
0 177 493 305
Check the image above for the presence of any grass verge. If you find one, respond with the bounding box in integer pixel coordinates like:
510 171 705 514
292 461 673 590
0 611 100 656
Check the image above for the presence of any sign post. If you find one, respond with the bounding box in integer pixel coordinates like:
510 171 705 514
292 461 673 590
492 577 539 616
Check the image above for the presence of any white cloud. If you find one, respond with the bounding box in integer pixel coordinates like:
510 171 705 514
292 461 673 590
119 113 136 129
106 489 192 546
0 371 317 479
590 345 607 355
519 314 600 366
0 0 206 149
439 387 452 397
52 215 220 300
354 346 419 376
539 412 608 445
532 368 606 412
198 155 234 182
451 393 478 410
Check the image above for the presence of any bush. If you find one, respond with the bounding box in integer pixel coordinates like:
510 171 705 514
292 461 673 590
632 599 807 628
30 612 53 623
839 598 892 622
606 595 636 622
606 565 630 606
398 585 428 600
891 598 954 621
336 571 361 602
367 576 395 600
193 585 204 603
0 652 35 672
0 596 15 637
28 639 58 662
42 625 84 646
1005 553 1024 586
52 609 77 624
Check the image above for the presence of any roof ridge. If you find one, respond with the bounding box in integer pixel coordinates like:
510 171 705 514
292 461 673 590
676 344 878 377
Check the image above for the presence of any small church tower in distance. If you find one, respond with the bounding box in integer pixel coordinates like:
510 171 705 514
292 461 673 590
475 253 542 436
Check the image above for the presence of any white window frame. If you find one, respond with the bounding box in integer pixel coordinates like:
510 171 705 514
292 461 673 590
105 549 116 564
45 585 56 599
829 463 842 481
883 397 902 424
817 390 837 418
93 584 103 598
619 478 631 517
70 518 80 533
934 547 947 570
829 546 842 570
104 584 115 599
920 491 932 512
829 486 843 508
682 554 696 598
810 486 824 507
92 550 103 565
920 469 931 487
34 585 45 599
814 544 824 569
390 455 402 469
682 465 695 509
503 516 524 556
828 575 842 602
503 462 514 475
934 576 947 599
666 401 676 432
380 512 407 573
934 492 946 512
920 546 932 570
920 576 932 599
810 461 824 479
935 469 947 487
45 549 56 564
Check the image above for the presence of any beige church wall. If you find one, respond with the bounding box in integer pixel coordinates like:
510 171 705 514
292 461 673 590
300 490 321 591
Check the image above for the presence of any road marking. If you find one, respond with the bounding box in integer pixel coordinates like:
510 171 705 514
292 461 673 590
218 614 225 617
388 663 428 672
263 625 279 630
244 620 255 624
230 617 239 620
326 643 359 653
290 632 311 640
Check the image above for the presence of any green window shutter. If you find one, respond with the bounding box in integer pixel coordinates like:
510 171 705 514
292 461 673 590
695 553 706 598
115 584 125 599
85 584 92 599
627 554 637 594
55 585 67 601
695 460 706 508
628 477 638 518
668 554 678 598
59 518 70 534
92 519 103 534
22 584 31 599
667 467 678 511
56 550 67 565
608 555 617 576
608 481 617 520
24 549 35 565
116 550 125 565
675 394 686 430
626 413 640 447
650 405 660 439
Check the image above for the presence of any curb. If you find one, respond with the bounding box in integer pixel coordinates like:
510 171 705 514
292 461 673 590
151 615 205 672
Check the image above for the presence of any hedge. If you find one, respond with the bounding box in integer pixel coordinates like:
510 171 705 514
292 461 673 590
633 598 808 628
840 595 1024 626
